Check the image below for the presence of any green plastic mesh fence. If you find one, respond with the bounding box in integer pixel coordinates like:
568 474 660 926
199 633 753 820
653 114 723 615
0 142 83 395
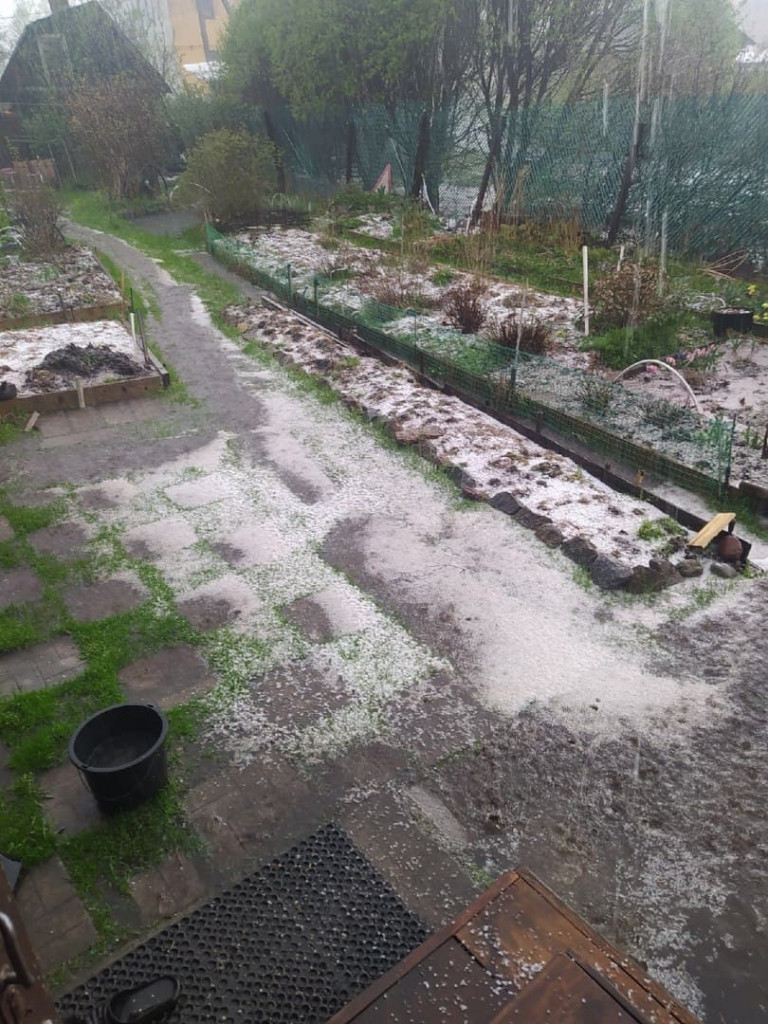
208 224 734 498
263 91 767 263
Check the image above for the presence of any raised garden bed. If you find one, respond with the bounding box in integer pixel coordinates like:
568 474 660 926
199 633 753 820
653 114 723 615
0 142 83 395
0 320 168 415
0 247 123 331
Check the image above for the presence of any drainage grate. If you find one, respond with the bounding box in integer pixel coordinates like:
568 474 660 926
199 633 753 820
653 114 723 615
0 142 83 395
57 823 428 1023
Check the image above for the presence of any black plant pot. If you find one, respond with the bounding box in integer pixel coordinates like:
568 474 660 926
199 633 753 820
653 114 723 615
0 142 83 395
710 307 754 338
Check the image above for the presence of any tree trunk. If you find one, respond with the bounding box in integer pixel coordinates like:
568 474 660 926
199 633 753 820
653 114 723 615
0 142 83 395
606 121 646 245
263 110 287 194
410 111 431 202
471 109 506 225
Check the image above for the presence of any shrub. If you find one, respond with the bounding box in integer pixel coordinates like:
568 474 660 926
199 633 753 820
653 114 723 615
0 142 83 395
587 317 682 370
444 279 487 334
486 314 550 355
592 262 665 329
175 129 277 227
367 275 434 311
7 186 65 259
431 268 455 287
577 375 615 416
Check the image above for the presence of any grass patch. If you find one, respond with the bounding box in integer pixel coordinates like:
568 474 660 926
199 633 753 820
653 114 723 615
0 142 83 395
0 773 56 865
0 494 66 536
60 778 200 942
64 189 240 322
637 516 686 542
0 414 26 446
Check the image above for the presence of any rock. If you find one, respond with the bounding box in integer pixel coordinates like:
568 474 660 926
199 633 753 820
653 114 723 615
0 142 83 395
447 467 480 493
562 536 599 567
677 558 704 578
515 507 552 531
590 554 634 591
626 559 682 594
489 491 520 517
711 562 738 579
0 381 18 401
536 524 564 548
717 534 743 563
648 558 683 587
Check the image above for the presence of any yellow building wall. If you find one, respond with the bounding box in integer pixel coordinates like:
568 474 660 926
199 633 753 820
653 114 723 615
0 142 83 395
167 0 236 68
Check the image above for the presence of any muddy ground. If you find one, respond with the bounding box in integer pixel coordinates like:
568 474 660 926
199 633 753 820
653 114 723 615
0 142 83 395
2 223 765 1023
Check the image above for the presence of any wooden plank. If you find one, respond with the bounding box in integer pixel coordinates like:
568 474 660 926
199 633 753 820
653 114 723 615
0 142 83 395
351 939 515 1023
687 512 735 549
0 372 164 420
490 953 646 1023
0 301 124 334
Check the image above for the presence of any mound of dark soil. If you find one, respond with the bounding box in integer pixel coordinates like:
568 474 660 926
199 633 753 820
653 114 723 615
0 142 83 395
25 344 144 392
38 343 142 378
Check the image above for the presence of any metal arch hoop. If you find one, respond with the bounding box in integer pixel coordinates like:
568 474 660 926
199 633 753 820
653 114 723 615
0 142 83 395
613 359 702 413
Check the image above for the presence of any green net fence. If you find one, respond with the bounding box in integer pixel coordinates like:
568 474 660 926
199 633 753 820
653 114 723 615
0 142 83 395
208 224 734 498
264 89 767 264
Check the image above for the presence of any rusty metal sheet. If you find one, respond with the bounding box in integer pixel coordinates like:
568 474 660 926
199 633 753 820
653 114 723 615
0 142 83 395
490 953 647 1023
350 938 515 1023
455 873 696 1024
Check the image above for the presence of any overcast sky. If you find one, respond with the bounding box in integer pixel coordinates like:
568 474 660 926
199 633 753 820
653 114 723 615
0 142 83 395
1 0 766 42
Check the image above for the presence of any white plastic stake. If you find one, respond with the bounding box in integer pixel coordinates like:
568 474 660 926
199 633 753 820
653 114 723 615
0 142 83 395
582 245 590 337
514 281 528 380
130 312 137 355
617 244 625 272
76 379 86 409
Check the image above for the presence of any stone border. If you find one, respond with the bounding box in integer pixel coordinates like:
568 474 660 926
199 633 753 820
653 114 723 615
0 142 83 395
256 305 728 594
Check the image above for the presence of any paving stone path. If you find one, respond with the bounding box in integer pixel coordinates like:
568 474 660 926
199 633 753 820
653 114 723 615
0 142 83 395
0 224 762 1023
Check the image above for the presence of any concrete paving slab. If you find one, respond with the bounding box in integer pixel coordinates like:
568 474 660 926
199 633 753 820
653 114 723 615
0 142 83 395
39 761 104 836
282 583 372 643
119 644 216 709
0 636 84 697
0 566 42 611
123 517 197 560
251 660 353 731
15 857 97 973
64 577 146 623
164 474 236 509
27 521 89 560
129 852 207 925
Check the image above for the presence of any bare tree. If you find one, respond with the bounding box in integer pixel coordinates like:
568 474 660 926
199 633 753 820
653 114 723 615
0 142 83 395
66 73 172 197
470 0 642 223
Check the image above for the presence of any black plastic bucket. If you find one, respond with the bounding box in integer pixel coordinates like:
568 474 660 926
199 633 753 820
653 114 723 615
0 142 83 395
69 703 169 814
711 307 754 338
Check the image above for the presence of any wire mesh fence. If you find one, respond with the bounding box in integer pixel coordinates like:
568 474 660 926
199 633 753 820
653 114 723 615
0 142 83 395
208 224 734 497
263 89 767 265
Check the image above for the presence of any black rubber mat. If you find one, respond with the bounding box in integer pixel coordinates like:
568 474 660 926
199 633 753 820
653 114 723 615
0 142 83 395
57 823 428 1023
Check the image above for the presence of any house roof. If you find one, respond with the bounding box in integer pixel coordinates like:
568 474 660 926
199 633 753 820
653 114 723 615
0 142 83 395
0 2 168 111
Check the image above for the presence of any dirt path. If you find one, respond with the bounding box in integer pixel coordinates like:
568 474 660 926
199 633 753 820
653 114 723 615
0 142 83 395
5 227 764 1022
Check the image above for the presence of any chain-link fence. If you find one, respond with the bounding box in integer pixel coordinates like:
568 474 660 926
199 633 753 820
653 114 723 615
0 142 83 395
208 224 734 497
